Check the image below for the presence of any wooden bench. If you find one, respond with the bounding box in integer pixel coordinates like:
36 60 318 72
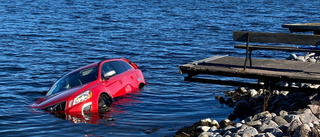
179 30 320 92
233 31 320 69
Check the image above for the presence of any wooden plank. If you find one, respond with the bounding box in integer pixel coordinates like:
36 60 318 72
234 44 320 52
184 77 320 93
233 31 320 45
282 23 320 32
179 55 320 84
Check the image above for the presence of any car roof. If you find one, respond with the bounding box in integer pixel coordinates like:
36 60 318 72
68 58 126 74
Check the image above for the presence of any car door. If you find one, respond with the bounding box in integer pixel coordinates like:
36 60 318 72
118 61 138 90
101 62 123 98
107 61 128 97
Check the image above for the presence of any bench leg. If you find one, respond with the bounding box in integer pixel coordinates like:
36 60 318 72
249 50 252 67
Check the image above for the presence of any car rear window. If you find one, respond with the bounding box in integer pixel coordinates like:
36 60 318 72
119 61 133 70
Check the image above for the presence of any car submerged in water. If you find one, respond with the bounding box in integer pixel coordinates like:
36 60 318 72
32 58 145 115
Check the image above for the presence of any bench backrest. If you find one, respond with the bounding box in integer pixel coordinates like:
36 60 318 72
233 31 320 46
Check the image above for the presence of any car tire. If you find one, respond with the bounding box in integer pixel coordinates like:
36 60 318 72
98 94 112 113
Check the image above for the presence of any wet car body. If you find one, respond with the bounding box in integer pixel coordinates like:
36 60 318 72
32 58 145 115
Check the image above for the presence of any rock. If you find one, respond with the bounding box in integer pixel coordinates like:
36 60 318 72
249 89 259 98
246 120 262 127
257 132 276 137
292 124 311 137
284 114 299 123
197 126 210 132
308 104 320 116
242 127 258 137
298 109 319 124
222 126 237 133
209 126 217 132
199 118 212 126
210 120 220 128
225 98 235 108
234 123 242 129
218 96 225 104
238 87 247 94
297 56 306 62
308 58 317 62
262 127 283 137
234 100 254 118
236 124 249 133
287 118 303 135
201 118 212 123
251 111 272 121
278 124 290 136
219 119 233 129
198 132 215 137
288 54 297 60
279 110 288 117
272 116 288 125
228 113 236 121
258 119 279 133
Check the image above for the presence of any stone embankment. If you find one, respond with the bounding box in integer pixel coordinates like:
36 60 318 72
175 53 320 137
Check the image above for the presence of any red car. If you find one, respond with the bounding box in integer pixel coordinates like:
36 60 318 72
32 58 145 115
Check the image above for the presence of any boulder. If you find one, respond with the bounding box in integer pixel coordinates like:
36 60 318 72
242 127 258 137
238 87 247 94
251 111 272 121
249 89 259 98
258 119 279 133
279 110 288 117
199 118 212 126
262 127 283 137
272 116 288 125
198 132 215 137
233 100 254 118
257 132 276 137
308 104 320 116
298 109 319 124
292 124 311 137
288 54 297 60
197 126 210 132
287 118 303 135
234 123 242 129
210 120 220 128
284 114 299 123
246 120 262 127
219 119 233 129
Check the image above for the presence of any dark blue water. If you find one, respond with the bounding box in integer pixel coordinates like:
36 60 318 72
1 0 319 136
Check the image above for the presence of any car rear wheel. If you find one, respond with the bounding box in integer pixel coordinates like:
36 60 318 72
98 93 112 113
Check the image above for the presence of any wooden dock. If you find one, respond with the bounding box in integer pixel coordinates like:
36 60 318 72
180 25 320 92
282 23 320 34
179 55 320 92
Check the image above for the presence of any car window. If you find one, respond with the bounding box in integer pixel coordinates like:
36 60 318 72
46 66 98 96
101 63 114 74
119 61 133 71
109 61 126 74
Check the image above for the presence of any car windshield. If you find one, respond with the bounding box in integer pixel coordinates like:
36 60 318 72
46 66 99 96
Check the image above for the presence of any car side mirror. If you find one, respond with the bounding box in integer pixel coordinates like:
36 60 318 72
103 70 116 80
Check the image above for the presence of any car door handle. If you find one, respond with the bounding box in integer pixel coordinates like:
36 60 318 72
119 80 123 84
130 76 134 79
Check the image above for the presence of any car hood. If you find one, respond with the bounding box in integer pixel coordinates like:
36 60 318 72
36 83 91 109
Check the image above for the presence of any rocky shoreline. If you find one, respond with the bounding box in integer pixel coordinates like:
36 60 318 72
175 53 320 137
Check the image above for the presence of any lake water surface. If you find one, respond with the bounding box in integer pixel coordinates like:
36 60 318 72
0 0 319 136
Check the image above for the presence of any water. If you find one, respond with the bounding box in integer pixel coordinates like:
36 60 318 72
0 0 319 136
